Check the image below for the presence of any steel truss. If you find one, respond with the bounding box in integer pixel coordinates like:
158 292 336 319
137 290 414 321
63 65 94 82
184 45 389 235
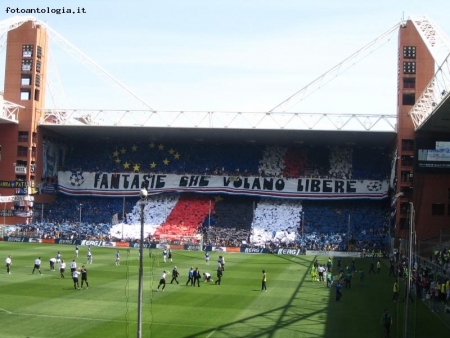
0 98 23 123
0 15 35 53
38 109 396 132
408 16 450 129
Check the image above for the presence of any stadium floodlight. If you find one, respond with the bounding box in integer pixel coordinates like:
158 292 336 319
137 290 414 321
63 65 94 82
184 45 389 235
137 188 147 338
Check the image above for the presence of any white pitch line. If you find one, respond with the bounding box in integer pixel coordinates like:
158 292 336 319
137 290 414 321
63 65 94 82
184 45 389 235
9 312 127 323
0 310 212 328
206 329 217 338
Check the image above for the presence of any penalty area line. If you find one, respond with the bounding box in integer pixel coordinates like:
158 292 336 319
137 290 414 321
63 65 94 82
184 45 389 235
0 308 12 314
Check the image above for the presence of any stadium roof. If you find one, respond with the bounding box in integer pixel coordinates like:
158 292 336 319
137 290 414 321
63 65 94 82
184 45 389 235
415 93 450 133
37 108 396 147
39 123 396 148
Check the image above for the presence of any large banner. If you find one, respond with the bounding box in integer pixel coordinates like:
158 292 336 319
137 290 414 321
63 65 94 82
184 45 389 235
58 171 389 200
276 248 303 255
241 247 268 253
14 210 33 218
42 140 60 178
3 237 41 243
40 181 57 194
0 181 28 188
129 241 157 249
0 195 33 203
80 239 116 247
55 239 78 245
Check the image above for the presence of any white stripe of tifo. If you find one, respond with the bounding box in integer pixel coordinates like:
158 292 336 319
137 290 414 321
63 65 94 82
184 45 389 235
0 310 211 328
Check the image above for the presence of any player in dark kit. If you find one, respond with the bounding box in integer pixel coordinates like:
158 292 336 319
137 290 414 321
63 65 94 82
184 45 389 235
381 308 392 338
186 267 194 286
261 270 267 291
215 265 223 285
80 265 89 289
170 266 179 284
335 282 342 302
369 260 376 274
193 267 201 287
388 259 396 276
218 256 225 271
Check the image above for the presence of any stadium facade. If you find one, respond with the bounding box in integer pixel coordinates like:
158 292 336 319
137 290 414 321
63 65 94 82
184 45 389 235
0 16 449 246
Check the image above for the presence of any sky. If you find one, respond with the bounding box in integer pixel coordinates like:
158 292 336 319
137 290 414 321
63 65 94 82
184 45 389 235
1 0 450 116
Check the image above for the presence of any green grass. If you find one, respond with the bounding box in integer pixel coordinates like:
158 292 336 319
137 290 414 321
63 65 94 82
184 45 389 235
0 243 449 337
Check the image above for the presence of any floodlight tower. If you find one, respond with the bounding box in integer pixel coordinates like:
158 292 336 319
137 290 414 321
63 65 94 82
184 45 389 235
0 19 48 224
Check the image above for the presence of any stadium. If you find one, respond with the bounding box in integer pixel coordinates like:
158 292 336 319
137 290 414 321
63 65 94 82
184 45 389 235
0 13 449 338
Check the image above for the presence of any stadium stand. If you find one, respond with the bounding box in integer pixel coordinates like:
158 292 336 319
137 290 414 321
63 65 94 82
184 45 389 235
203 195 254 247
7 141 392 252
153 194 211 240
301 200 390 251
62 141 265 176
250 198 302 247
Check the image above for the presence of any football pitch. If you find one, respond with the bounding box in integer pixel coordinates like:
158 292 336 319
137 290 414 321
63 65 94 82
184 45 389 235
0 243 449 338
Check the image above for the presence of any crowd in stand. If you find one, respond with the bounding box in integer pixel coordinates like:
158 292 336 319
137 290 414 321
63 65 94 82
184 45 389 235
62 140 265 177
302 200 390 251
5 220 113 241
201 196 254 247
59 140 390 180
431 247 450 270
250 199 301 247
389 252 449 314
6 142 393 251
7 196 390 254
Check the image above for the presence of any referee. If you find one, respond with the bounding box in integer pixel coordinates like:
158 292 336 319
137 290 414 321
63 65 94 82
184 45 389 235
80 265 89 289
